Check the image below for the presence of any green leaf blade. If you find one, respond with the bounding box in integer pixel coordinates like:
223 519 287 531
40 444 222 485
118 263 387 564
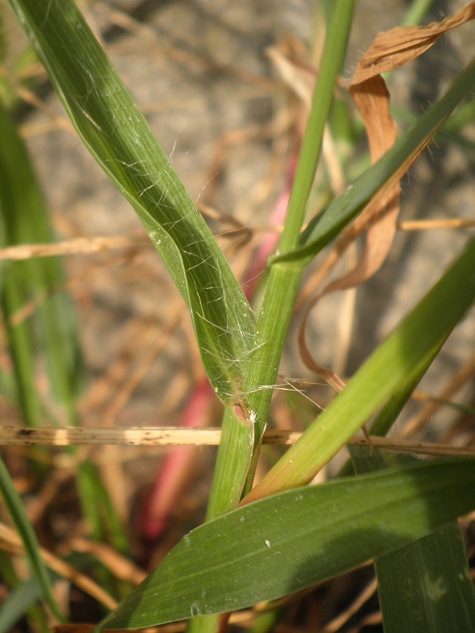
351 449 475 633
0 459 64 623
0 99 83 424
246 235 475 500
100 458 475 629
272 58 475 267
7 0 255 404
376 523 475 633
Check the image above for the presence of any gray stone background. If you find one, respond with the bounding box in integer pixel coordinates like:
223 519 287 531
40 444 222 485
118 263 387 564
6 1 474 486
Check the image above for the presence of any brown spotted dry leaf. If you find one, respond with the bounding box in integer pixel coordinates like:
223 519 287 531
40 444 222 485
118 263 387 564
300 3 475 385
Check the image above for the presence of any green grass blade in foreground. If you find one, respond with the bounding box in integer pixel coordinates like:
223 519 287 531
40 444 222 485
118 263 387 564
272 58 475 267
376 522 475 633
99 457 475 629
7 0 255 404
245 236 475 501
0 458 64 623
338 341 442 478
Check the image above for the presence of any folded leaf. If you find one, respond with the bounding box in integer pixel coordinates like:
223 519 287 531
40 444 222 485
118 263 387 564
7 0 256 405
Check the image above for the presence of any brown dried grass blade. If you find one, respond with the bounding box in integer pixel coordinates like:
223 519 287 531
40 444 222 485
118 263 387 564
300 3 475 385
345 1 475 289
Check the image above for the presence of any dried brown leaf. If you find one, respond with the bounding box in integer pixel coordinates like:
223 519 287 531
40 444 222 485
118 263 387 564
351 3 475 84
300 3 475 383
345 1 475 290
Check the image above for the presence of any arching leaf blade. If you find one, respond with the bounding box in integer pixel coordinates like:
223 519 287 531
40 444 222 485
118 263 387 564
272 58 475 267
99 458 475 629
7 0 255 404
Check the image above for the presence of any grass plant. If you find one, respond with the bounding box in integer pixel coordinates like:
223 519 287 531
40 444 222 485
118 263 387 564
1 1 474 632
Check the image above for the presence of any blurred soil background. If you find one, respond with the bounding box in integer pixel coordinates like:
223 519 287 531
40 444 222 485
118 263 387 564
1 0 474 631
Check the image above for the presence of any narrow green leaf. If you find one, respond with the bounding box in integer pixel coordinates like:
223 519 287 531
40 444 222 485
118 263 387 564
7 0 255 404
246 236 475 501
99 458 475 629
202 0 356 587
240 0 355 479
0 100 44 425
0 458 64 623
377 522 475 633
0 101 83 424
276 0 355 254
402 0 435 26
1 274 43 425
0 576 50 633
0 100 128 566
351 448 475 633
338 342 441 478
272 58 475 267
